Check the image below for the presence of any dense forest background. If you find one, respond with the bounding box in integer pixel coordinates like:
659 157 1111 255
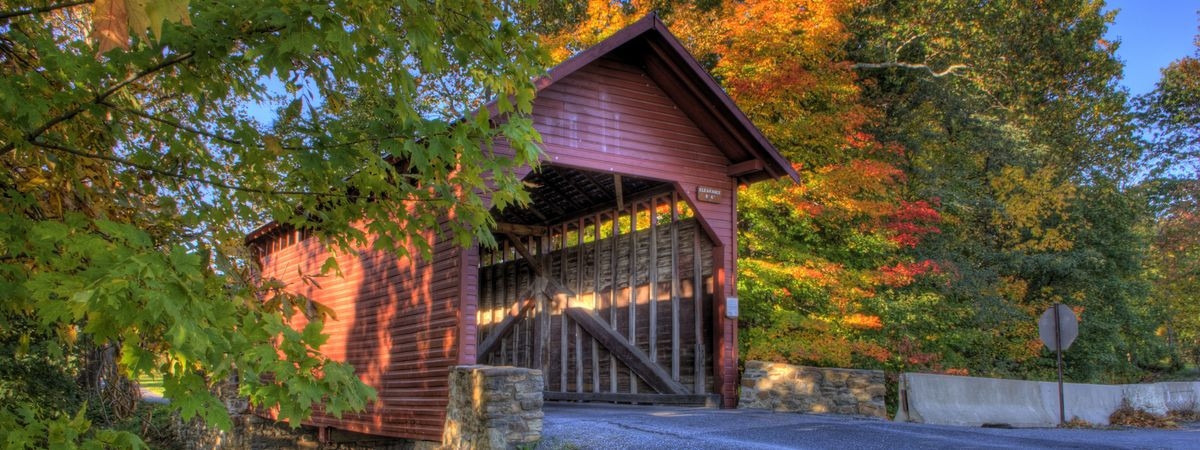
2 0 1198 446
539 0 1200 384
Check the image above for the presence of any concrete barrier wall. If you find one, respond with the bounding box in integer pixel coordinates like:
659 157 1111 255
895 373 1200 427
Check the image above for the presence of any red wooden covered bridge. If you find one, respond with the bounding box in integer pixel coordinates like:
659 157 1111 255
247 15 798 442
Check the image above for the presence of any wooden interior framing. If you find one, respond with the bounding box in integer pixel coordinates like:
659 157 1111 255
476 186 717 403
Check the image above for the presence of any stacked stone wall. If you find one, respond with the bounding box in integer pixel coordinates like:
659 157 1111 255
739 360 886 418
442 365 544 449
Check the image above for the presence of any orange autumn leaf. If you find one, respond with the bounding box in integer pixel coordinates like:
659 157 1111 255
843 313 883 330
92 0 130 54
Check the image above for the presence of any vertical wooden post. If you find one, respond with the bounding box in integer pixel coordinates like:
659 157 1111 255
526 236 537 367
533 237 544 371
501 241 510 365
669 192 680 382
649 197 659 365
514 241 521 367
609 209 619 393
479 249 489 365
575 217 585 393
531 236 538 368
693 228 705 394
628 203 638 394
712 245 727 406
559 225 568 392
485 249 494 365
539 236 551 375
592 214 601 393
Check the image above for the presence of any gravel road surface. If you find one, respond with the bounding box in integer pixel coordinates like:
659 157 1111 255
539 403 1200 449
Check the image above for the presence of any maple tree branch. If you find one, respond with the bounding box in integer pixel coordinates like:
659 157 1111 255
0 0 94 22
852 61 969 78
31 140 353 197
102 101 421 153
101 101 246 146
0 51 195 157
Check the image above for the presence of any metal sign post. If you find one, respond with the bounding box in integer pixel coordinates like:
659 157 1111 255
1053 304 1064 425
1038 303 1078 426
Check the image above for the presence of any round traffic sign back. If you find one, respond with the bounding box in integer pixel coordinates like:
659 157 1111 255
1038 303 1078 352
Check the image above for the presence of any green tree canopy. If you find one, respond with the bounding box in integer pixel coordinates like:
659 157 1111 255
1 0 546 446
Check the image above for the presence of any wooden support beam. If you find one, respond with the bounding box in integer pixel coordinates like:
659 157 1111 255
727 159 765 177
542 184 673 229
669 192 681 382
565 306 688 395
614 174 624 211
649 198 659 364
559 225 568 392
494 222 548 237
501 245 510 364
481 250 492 364
575 319 583 393
533 237 545 370
499 243 509 363
502 231 593 372
575 217 584 393
609 210 619 393
536 236 550 372
527 235 537 367
592 214 601 393
628 203 638 395
477 288 537 359
712 244 727 405
504 233 576 298
581 171 612 204
693 230 705 394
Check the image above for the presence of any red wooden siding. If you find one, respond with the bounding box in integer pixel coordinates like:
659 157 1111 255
480 56 741 406
256 216 464 441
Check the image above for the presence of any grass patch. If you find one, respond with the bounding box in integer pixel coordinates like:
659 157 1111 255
136 374 164 397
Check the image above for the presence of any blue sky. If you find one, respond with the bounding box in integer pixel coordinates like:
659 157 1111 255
1104 0 1197 95
246 3 1197 125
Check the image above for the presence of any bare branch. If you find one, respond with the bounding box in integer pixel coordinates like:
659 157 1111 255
893 33 924 55
0 0 93 22
852 61 969 78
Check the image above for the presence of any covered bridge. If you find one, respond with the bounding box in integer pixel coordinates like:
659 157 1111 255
247 15 798 442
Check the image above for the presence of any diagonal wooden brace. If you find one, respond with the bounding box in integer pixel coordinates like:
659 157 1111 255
477 284 538 359
565 305 688 395
505 232 576 298
478 232 575 360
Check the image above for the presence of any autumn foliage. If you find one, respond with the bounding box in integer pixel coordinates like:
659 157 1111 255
540 0 957 375
543 0 1188 384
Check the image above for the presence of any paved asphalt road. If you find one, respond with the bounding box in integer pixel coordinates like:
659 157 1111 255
539 403 1200 449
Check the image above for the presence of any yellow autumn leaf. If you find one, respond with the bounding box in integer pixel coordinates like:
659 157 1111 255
126 0 150 41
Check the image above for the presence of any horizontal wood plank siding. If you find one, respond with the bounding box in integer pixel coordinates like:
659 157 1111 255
256 217 462 442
